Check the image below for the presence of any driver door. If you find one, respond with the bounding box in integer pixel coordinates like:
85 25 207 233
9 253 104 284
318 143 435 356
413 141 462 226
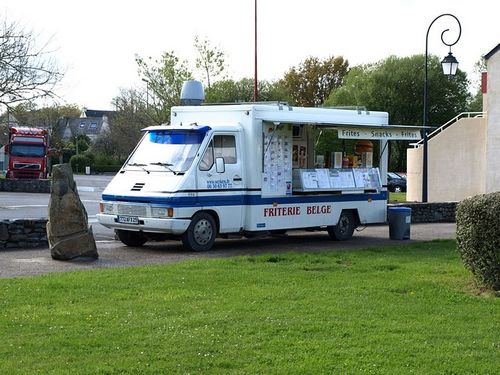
196 132 244 232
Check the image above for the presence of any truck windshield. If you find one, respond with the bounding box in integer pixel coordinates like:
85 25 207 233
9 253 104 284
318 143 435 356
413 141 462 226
125 127 210 173
10 144 45 157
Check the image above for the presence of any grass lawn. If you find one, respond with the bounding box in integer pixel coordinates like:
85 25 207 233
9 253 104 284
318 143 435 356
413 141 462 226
1 240 498 374
389 192 407 202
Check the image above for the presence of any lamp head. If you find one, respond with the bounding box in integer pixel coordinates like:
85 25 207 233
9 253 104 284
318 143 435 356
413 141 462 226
441 51 459 78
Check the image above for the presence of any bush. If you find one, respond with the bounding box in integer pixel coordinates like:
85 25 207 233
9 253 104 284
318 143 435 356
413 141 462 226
69 153 92 173
456 192 500 291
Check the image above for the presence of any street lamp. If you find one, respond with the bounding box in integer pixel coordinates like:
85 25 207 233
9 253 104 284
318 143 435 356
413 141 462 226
422 13 461 202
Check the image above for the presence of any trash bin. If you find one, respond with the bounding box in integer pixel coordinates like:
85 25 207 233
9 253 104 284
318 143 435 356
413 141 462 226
388 206 411 240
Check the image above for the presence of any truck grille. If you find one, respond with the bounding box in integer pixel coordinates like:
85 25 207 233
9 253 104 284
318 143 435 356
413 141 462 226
13 163 41 170
131 182 145 191
116 204 148 216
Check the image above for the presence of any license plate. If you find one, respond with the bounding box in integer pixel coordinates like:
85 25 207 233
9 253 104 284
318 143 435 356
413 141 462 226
117 215 140 225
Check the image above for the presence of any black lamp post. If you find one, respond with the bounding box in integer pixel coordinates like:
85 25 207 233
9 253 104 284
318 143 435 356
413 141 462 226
422 13 461 202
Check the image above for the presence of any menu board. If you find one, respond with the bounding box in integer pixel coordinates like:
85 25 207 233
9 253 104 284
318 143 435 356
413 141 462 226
353 168 381 189
293 168 380 191
261 125 293 197
316 169 331 188
329 169 356 189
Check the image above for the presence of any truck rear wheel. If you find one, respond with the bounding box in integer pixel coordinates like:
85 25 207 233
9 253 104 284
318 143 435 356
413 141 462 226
116 230 147 247
328 211 356 241
182 212 217 251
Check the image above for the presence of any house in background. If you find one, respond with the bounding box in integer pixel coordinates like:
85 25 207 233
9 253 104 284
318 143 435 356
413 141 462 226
54 108 115 142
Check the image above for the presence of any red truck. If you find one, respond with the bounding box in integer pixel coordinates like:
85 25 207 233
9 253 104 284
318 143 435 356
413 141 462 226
5 127 49 179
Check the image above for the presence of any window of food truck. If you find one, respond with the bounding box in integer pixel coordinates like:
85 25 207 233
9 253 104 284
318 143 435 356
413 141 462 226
125 128 209 173
199 135 237 171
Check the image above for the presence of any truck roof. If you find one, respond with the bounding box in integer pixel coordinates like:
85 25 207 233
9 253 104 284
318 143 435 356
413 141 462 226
170 103 422 130
10 126 48 135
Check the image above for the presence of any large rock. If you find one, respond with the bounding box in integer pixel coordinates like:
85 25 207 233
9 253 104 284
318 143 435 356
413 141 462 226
47 164 98 260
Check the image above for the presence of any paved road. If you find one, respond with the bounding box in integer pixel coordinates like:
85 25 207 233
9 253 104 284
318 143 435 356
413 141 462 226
0 174 115 241
0 222 456 279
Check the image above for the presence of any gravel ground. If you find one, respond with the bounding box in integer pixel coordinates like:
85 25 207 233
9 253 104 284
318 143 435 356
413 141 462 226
0 223 456 279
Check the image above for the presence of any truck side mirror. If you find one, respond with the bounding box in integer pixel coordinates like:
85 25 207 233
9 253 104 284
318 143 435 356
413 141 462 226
215 157 225 173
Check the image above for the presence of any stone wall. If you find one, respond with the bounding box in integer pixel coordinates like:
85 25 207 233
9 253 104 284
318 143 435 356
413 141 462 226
0 179 51 193
0 219 48 249
389 202 457 223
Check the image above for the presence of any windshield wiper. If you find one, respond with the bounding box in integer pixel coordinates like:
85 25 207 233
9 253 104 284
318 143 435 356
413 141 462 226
127 163 150 174
149 162 184 175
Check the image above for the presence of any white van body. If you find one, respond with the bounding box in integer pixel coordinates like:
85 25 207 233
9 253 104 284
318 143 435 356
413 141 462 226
97 104 395 251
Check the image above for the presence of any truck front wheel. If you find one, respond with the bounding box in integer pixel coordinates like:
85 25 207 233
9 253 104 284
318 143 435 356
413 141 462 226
182 212 217 251
328 211 356 241
116 230 147 247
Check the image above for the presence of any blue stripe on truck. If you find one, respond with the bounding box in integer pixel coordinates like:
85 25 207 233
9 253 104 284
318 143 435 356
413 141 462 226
102 191 388 207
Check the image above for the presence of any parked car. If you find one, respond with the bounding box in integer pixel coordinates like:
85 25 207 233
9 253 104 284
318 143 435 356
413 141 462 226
387 172 407 192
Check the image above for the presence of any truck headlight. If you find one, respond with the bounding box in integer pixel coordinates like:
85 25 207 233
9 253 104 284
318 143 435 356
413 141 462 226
151 207 173 218
99 202 114 214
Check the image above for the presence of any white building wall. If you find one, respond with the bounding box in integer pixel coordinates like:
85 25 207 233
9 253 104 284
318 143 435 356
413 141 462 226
407 117 487 202
485 50 500 193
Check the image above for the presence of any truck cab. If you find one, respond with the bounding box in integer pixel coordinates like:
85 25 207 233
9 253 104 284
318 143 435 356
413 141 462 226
6 127 49 179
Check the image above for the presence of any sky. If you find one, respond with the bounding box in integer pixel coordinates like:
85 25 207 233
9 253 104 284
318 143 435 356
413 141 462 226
2 0 499 110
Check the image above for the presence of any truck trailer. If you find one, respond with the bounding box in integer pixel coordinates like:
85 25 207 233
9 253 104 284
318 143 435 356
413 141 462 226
97 102 420 251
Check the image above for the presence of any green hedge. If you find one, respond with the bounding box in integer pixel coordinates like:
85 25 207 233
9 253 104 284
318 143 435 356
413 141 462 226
456 192 500 291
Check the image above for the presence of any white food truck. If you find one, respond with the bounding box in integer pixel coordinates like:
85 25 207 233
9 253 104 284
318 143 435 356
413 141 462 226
97 100 420 251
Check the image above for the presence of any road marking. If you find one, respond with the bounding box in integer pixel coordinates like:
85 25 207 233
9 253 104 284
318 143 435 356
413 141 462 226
0 204 48 209
1 202 99 209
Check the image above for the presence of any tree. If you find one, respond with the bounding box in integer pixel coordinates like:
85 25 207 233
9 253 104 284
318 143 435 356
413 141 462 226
97 88 155 160
280 56 349 107
468 90 483 112
194 36 226 90
135 51 192 124
205 78 290 104
10 103 80 127
468 56 487 112
0 17 63 108
326 55 471 171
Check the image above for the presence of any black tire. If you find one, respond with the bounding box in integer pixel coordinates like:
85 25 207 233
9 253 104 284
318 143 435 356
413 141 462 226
394 185 402 193
116 230 147 247
182 212 217 251
328 211 356 241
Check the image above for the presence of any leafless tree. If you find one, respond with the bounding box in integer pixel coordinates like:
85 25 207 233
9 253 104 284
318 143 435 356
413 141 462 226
0 18 63 108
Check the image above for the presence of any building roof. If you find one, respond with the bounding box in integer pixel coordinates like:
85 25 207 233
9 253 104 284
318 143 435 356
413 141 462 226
83 109 115 118
68 117 105 136
485 43 500 60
